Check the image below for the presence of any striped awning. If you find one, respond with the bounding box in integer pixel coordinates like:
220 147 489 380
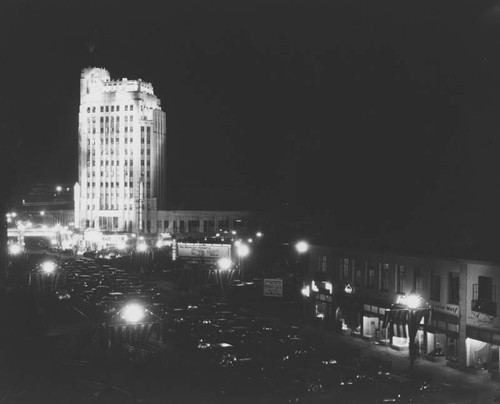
383 309 408 338
106 322 154 345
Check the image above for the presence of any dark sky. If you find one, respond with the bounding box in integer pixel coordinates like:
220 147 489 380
2 0 500 250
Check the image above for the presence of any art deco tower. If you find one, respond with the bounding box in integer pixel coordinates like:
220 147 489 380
74 67 167 233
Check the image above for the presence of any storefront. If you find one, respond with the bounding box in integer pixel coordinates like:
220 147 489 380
426 308 459 363
465 325 500 373
362 303 390 344
302 280 334 328
335 286 363 336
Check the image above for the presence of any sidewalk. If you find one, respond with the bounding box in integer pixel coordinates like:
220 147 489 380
316 328 500 402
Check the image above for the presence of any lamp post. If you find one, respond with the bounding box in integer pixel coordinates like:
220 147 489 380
236 243 250 281
217 257 233 292
389 293 430 369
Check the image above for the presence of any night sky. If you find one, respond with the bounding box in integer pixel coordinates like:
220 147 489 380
2 0 500 255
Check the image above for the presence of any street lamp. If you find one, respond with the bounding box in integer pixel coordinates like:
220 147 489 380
388 293 430 368
121 303 146 323
236 243 250 281
41 261 57 274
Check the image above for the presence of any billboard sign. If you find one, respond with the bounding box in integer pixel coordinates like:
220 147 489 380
263 278 283 297
177 243 231 260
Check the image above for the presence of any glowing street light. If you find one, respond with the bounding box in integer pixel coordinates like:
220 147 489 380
40 211 45 216
41 261 56 274
121 303 146 323
236 243 250 281
256 232 263 238
8 244 21 255
137 243 148 252
236 244 250 258
56 185 62 193
218 258 232 271
295 241 309 254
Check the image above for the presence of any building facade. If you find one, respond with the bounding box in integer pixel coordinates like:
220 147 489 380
75 67 167 234
303 246 500 376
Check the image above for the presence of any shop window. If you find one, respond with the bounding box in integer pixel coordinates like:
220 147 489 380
448 272 460 305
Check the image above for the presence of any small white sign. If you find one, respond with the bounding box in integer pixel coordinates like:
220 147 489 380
264 278 283 297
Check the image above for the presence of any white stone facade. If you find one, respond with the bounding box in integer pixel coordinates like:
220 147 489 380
75 67 167 233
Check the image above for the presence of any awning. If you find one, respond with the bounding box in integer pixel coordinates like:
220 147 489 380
383 309 408 338
383 307 429 340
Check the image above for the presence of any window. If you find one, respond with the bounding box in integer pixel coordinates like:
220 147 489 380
342 258 349 282
367 263 375 288
397 265 405 294
430 270 441 301
203 220 214 233
318 256 327 273
413 267 423 294
164 220 169 230
116 106 120 112
105 106 109 112
188 220 200 233
100 106 104 112
125 105 128 111
354 260 362 286
478 276 493 301
380 263 389 291
448 272 460 305
179 220 185 233
130 105 133 111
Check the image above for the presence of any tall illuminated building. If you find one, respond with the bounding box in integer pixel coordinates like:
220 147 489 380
74 67 167 233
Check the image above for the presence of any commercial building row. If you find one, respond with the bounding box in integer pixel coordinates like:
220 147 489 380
303 245 500 377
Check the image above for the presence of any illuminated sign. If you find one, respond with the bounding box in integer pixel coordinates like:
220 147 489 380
177 243 231 260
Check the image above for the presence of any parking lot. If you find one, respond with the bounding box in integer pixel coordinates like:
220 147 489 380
0 254 495 403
